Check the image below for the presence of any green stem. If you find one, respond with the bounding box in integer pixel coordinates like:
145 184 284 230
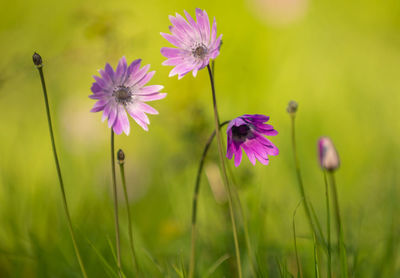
290 115 323 246
323 171 332 278
36 66 88 278
229 178 259 277
207 64 242 278
293 201 302 278
329 172 348 278
188 121 229 278
111 131 123 278
119 162 139 275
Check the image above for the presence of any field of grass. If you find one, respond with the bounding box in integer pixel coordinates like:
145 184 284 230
0 0 399 277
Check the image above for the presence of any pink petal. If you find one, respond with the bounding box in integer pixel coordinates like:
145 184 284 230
136 71 155 88
139 93 167 102
137 85 164 95
137 102 158 115
195 8 210 44
160 32 185 48
161 47 186 58
118 106 130 135
108 103 117 128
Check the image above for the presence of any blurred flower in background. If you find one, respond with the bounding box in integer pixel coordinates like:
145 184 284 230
248 0 308 25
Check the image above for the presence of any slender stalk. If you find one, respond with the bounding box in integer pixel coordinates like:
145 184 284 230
323 171 332 278
230 179 259 277
289 115 323 245
188 121 229 278
118 160 139 275
206 64 242 278
111 131 123 277
329 172 348 278
35 63 88 278
293 201 302 278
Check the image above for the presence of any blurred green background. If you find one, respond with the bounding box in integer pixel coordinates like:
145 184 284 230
0 0 399 276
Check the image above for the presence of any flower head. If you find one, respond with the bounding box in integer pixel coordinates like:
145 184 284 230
318 136 340 171
160 8 222 79
90 57 166 135
226 114 279 167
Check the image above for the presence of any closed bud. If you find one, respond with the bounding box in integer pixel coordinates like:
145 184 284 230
32 52 43 67
287 100 298 115
318 136 340 171
117 149 125 164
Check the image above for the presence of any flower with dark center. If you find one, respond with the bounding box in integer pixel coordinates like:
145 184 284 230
90 56 166 135
227 114 279 167
160 8 222 79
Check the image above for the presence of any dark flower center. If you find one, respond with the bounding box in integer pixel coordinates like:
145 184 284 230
192 45 207 59
232 124 251 142
113 86 132 105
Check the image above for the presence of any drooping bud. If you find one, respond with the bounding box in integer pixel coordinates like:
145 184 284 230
287 100 298 115
117 149 125 164
32 52 43 67
318 136 340 171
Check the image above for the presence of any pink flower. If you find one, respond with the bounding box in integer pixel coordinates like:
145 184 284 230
160 8 222 79
90 57 166 135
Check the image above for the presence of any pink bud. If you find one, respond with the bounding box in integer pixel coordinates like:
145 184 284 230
318 136 340 171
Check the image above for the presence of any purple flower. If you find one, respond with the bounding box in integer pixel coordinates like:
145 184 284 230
318 136 340 171
90 57 166 135
160 8 222 79
226 114 279 167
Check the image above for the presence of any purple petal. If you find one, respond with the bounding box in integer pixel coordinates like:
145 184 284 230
113 113 123 135
242 143 256 165
91 83 102 93
90 99 109 112
115 56 127 84
234 149 243 167
136 71 155 88
105 63 115 82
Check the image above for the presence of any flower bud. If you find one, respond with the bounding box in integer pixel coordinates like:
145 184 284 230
318 136 340 171
32 52 43 67
117 149 125 164
287 100 298 114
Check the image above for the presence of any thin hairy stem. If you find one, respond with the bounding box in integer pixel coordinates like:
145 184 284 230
293 200 303 278
290 115 325 247
229 178 259 277
329 172 348 278
324 171 332 278
35 65 88 278
207 64 242 278
111 131 123 278
189 121 229 278
119 163 139 276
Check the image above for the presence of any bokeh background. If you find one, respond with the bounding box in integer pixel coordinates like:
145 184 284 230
0 0 399 277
